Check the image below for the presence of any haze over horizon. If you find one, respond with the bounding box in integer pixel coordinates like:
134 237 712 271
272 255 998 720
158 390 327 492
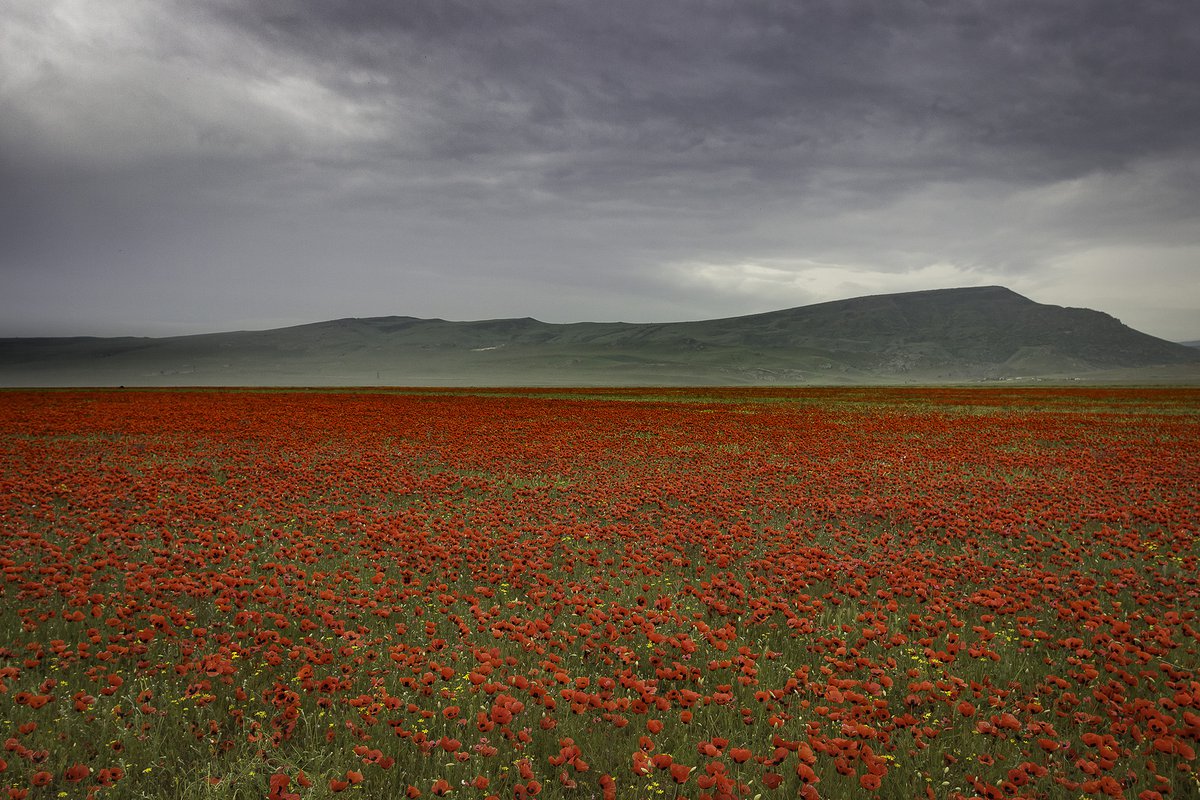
3 1 1199 341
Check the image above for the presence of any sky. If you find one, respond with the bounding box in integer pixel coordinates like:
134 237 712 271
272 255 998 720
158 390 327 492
2 0 1199 341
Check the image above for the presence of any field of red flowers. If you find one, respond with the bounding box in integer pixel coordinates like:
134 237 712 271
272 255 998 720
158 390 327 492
0 387 1197 799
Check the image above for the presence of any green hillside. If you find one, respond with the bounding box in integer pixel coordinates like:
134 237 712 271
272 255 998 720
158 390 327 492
3 287 1197 386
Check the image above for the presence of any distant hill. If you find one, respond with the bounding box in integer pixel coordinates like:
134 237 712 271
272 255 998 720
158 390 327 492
2 286 1198 386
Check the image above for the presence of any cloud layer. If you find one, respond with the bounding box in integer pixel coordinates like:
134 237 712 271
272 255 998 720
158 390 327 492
3 0 1198 339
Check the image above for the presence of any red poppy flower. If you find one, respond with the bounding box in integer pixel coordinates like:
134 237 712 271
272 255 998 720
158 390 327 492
63 765 89 783
669 763 692 784
730 747 753 764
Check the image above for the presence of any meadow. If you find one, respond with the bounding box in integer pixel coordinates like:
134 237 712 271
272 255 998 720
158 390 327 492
0 387 1197 799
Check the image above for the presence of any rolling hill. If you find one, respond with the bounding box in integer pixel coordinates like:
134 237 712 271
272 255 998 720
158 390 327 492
2 286 1197 386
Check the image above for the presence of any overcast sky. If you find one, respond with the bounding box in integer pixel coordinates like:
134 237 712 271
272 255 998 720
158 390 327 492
3 0 1199 340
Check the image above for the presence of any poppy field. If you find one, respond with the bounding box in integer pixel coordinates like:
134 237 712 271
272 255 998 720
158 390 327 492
0 387 1197 800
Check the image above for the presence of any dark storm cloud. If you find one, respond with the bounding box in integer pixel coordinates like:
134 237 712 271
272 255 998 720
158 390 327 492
208 0 1200 184
2 0 1198 338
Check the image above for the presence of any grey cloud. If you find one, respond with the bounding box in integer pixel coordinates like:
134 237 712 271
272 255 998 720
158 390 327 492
13 1 1200 198
1 0 1198 339
213 1 1200 170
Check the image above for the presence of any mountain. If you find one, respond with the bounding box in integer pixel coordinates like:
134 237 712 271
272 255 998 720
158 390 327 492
2 286 1198 386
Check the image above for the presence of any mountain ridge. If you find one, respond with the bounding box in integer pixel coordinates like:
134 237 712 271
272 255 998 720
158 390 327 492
3 286 1197 386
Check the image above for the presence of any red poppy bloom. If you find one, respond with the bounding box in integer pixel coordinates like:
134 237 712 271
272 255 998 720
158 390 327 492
730 747 753 764
62 765 88 783
669 763 692 784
